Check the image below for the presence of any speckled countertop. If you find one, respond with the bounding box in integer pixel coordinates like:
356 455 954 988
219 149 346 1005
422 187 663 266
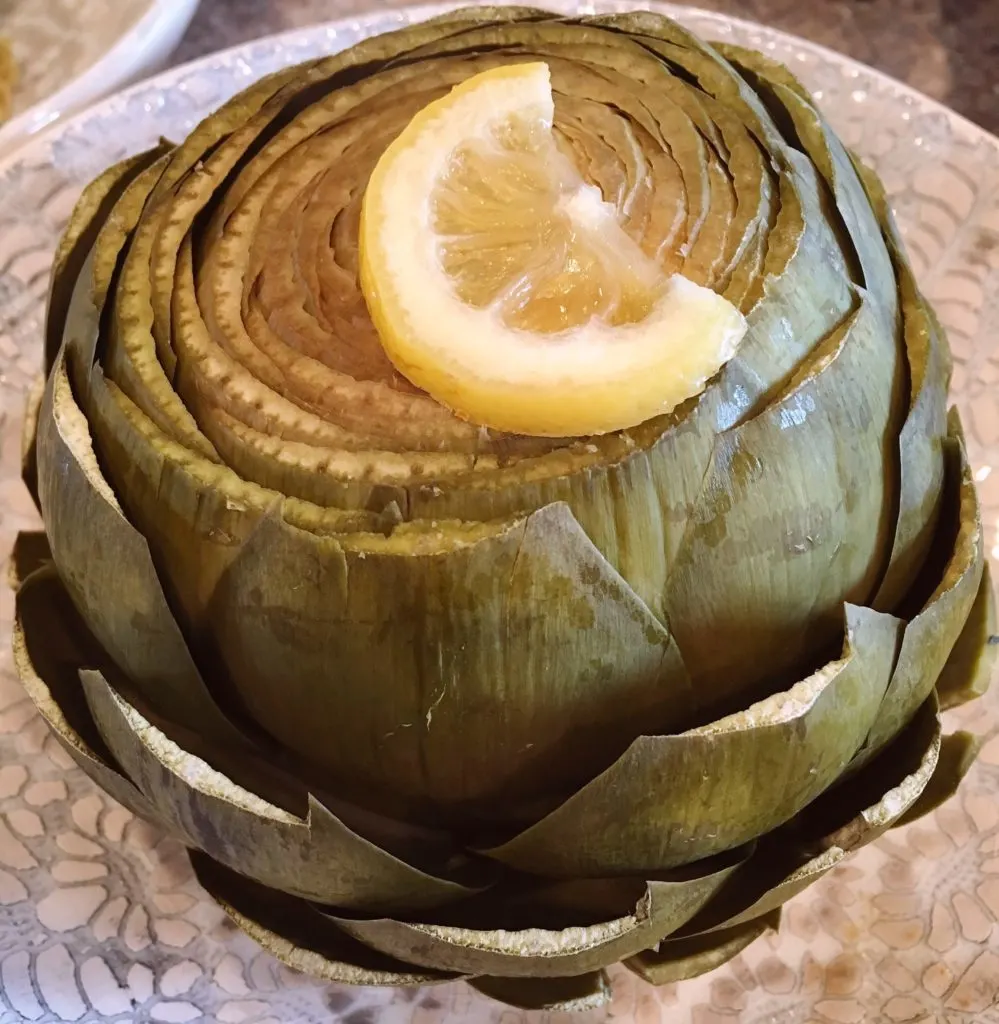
172 0 999 134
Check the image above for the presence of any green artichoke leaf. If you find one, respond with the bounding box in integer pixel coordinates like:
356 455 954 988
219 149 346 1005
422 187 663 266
470 972 611 1011
106 200 220 456
410 400 710 623
36 347 246 748
59 147 219 461
724 53 899 337
189 852 462 986
855 408 984 763
79 671 487 911
12 564 165 829
80 355 377 640
208 503 693 827
20 372 44 511
485 604 901 877
29 143 172 503
9 531 51 592
936 562 997 710
894 729 983 828
862 166 950 612
326 850 746 978
665 290 902 700
706 149 850 434
625 909 780 986
46 142 172 374
675 695 941 934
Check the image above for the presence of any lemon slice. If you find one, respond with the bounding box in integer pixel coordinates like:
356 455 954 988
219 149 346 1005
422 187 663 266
360 62 747 437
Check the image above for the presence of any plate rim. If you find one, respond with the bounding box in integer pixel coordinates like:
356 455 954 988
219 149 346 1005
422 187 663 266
0 0 201 154
0 0 996 179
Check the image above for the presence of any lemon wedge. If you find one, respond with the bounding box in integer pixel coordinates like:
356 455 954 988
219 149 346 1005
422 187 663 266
360 62 747 437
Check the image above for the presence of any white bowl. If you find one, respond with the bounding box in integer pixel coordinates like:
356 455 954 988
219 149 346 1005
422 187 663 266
0 0 201 154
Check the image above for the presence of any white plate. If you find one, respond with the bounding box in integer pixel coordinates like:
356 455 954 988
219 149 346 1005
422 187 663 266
0 0 200 153
0 4 998 1022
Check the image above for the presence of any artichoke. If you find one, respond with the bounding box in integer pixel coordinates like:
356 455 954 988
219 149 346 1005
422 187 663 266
13 5 996 1012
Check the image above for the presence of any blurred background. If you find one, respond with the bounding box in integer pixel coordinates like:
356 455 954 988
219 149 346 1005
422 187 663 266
172 0 999 134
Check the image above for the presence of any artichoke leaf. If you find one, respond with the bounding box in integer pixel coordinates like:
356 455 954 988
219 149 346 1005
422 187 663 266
46 142 172 374
470 972 611 1011
59 150 218 462
20 372 44 510
9 531 51 591
855 409 984 764
716 149 854 428
486 604 901 877
625 909 780 986
189 852 462 987
80 670 489 911
665 290 902 701
208 503 693 827
936 562 997 710
83 365 376 649
409 401 711 623
12 565 165 829
677 695 940 935
36 347 247 748
327 850 746 978
894 729 983 828
713 47 897 331
864 167 950 612
106 201 221 457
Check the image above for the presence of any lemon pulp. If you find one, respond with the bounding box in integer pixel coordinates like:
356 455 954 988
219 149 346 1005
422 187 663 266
360 62 746 437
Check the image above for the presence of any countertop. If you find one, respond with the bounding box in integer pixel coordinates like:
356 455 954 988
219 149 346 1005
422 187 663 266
172 0 999 134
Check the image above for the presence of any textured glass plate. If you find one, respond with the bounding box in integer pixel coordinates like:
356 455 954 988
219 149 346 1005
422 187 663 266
0 3 997 1022
0 0 200 154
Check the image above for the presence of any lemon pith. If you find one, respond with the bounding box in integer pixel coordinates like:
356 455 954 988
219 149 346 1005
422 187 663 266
360 61 747 437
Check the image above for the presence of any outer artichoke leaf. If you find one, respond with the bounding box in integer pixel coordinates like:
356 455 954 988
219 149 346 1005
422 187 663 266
410 399 714 622
12 565 165 829
936 562 997 710
327 850 746 978
79 670 487 912
46 142 172 374
9 531 51 591
625 909 780 986
665 292 901 702
677 695 940 935
485 604 901 877
855 409 984 764
189 852 461 987
208 503 693 828
99 175 219 459
715 150 854 430
470 972 611 1011
21 372 44 510
894 729 982 828
83 363 375 654
866 170 950 612
732 62 898 338
36 347 247 749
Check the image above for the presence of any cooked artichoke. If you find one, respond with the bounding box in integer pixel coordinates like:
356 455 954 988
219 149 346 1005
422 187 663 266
14 5 995 1012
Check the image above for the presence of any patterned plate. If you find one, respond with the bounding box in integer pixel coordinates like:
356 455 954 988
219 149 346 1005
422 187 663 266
0 3 997 1022
0 0 200 154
